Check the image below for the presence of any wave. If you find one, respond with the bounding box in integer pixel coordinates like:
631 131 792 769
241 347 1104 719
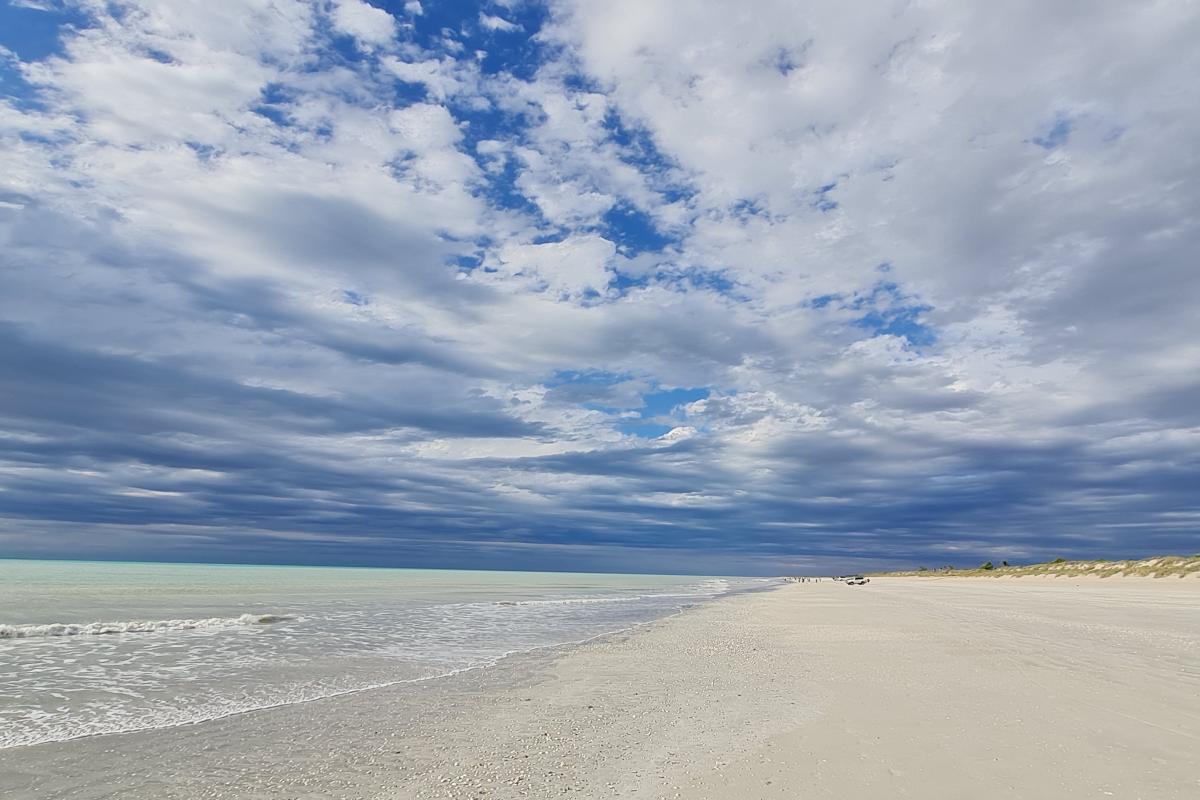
500 596 640 606
0 602 696 750
497 587 731 607
0 613 290 640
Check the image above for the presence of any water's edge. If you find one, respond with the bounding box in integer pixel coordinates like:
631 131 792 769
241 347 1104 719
4 581 780 751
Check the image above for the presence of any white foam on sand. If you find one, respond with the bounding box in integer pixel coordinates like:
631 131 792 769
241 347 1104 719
0 613 290 639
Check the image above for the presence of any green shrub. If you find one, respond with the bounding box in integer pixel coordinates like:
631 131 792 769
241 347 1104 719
1052 557 1066 563
980 561 994 570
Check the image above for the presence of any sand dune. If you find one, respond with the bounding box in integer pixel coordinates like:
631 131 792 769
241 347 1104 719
876 554 1200 579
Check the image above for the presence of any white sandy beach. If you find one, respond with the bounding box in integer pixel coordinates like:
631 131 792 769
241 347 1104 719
3 577 1198 799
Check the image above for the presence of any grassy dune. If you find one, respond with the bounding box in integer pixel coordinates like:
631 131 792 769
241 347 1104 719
873 555 1200 579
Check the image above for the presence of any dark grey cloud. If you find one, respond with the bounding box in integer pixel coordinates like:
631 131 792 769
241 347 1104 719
0 324 538 439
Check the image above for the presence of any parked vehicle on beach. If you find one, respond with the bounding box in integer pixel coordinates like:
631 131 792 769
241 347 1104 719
846 576 869 585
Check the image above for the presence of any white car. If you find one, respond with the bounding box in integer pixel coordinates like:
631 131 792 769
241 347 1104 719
846 576 869 585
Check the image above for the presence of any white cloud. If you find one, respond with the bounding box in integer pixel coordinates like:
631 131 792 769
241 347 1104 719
489 235 617 296
384 56 480 102
479 13 523 33
330 0 397 47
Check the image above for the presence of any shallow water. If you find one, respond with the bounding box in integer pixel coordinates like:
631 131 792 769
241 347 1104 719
0 559 758 748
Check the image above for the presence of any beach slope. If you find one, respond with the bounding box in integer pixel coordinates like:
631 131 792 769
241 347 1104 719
3 577 1197 799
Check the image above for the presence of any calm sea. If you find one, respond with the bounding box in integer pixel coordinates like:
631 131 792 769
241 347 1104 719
0 559 762 748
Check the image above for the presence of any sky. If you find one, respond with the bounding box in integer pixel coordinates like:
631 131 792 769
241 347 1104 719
0 0 1197 575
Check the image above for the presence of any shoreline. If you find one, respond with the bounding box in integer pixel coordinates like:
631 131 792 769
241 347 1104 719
2 589 781 799
0 587 735 752
3 577 1197 799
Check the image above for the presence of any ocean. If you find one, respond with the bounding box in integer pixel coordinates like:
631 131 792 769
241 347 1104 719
0 559 760 749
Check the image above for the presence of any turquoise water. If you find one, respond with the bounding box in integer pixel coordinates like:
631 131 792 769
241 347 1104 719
0 560 759 748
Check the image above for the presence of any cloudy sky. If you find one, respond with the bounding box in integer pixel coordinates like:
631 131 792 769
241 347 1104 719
0 0 1197 574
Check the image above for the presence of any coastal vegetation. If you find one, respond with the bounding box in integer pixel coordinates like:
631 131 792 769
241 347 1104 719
875 555 1200 579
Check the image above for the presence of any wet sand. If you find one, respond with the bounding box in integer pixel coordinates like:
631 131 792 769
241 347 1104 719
3 577 1197 799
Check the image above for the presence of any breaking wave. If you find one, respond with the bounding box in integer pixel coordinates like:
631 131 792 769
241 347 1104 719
0 614 290 639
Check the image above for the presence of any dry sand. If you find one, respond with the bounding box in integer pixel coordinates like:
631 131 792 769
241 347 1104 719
2 577 1197 799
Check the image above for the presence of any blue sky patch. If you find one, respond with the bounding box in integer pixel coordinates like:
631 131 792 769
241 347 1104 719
809 293 840 309
847 281 936 347
640 386 709 417
0 2 81 63
600 203 673 255
0 1 92 106
617 386 708 438
1032 115 1073 149
812 182 839 212
398 0 553 80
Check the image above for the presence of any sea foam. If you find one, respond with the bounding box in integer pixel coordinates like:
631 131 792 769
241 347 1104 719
1 563 745 750
0 613 289 639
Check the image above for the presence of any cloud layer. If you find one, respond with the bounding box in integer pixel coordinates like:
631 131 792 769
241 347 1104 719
1 0 1197 573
